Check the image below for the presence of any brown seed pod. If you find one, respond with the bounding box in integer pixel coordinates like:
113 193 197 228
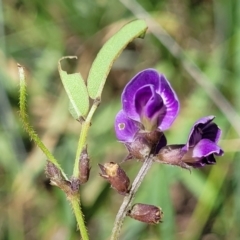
99 162 130 195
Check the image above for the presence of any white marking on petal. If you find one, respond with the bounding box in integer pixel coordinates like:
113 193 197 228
118 123 125 131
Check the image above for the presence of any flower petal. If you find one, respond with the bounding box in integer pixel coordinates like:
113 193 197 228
188 154 217 168
204 154 217 164
202 122 222 143
188 161 209 168
122 69 161 122
122 69 179 131
192 139 223 158
156 73 179 131
135 85 165 130
115 110 140 142
184 116 217 150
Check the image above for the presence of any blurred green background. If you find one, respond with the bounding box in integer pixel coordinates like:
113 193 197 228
0 0 240 239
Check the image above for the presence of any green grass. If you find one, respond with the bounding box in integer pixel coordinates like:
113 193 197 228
0 0 239 239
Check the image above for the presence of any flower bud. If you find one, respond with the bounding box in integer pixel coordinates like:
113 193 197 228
70 178 81 193
127 203 163 224
78 146 90 184
45 161 64 187
45 161 71 193
99 162 130 195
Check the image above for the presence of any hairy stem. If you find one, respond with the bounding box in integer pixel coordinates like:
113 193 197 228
18 64 67 180
70 99 100 238
70 194 89 240
110 156 154 240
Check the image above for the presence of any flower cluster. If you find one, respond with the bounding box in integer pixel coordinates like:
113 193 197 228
114 69 224 168
99 68 224 225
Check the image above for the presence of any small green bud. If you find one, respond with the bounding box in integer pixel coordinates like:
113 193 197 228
127 203 163 224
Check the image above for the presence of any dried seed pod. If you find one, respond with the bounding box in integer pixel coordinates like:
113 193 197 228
99 162 130 195
78 146 90 184
127 203 163 224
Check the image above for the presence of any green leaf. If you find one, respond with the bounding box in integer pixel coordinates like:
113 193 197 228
58 56 89 119
87 19 148 99
68 102 80 120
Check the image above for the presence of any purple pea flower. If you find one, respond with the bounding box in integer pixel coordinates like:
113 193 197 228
156 116 224 169
181 116 224 167
115 69 179 141
114 69 179 160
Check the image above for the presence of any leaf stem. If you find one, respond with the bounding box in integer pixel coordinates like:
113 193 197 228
110 156 154 240
70 194 89 240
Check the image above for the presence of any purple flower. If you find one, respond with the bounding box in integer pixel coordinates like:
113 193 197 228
115 69 179 143
156 116 224 168
181 116 224 167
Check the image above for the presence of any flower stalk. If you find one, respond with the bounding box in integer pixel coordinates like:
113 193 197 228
110 155 154 240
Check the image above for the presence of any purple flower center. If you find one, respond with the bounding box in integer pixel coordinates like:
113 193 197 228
188 121 220 148
134 85 166 131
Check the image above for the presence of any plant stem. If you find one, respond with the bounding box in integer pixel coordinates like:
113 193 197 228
72 98 100 178
110 156 154 240
71 99 100 238
17 64 67 180
70 194 89 240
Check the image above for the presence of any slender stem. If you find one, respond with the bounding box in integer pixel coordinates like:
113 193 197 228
72 98 100 178
70 99 100 238
110 156 154 240
70 194 89 240
17 64 68 180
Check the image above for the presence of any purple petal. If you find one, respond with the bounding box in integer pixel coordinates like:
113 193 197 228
184 116 217 150
202 122 222 143
122 69 179 131
156 73 179 131
189 154 217 168
192 116 215 126
204 154 217 164
122 69 161 122
114 110 140 142
135 85 165 130
192 139 223 158
188 161 208 168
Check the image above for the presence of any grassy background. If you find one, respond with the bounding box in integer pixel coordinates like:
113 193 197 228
0 0 240 239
